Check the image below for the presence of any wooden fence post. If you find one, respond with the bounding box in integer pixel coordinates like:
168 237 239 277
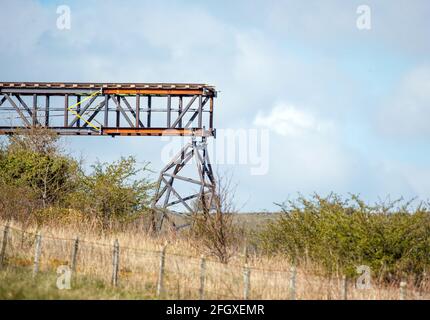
243 264 250 300
289 263 297 300
0 224 10 269
111 239 119 287
419 271 426 298
341 275 348 300
199 255 206 300
400 281 407 300
243 242 248 265
157 244 167 297
70 237 79 274
33 231 42 278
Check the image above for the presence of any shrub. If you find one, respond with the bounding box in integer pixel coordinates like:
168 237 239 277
258 194 430 282
189 173 243 263
0 182 41 225
0 130 155 231
0 129 80 208
69 156 154 230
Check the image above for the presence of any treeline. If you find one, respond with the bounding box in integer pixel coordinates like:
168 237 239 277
258 194 430 283
0 129 154 230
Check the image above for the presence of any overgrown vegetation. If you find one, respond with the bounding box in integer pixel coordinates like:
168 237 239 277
69 157 154 229
258 194 430 283
0 129 154 230
189 174 243 263
1 129 429 290
0 130 78 210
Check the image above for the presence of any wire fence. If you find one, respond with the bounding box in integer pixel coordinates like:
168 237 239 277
0 223 429 300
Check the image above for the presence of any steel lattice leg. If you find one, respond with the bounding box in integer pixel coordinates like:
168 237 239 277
151 137 215 232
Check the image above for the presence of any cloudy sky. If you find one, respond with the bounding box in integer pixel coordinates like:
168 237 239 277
1 0 430 211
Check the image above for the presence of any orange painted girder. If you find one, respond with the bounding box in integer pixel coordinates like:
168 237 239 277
102 128 213 136
103 89 204 96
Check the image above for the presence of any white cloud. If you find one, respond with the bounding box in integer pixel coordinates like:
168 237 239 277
251 102 353 195
254 103 333 137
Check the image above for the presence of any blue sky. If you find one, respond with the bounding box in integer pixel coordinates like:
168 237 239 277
1 0 430 211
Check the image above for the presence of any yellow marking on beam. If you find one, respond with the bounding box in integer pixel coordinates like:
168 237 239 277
67 90 101 131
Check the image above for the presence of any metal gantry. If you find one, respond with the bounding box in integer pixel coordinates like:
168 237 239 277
0 82 217 230
0 82 216 136
152 136 216 230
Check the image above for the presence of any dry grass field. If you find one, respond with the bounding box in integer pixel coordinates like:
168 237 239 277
1 217 428 300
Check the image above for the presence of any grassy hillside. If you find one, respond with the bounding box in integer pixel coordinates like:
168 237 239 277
0 218 428 300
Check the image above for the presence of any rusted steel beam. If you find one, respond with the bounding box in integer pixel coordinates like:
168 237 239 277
0 82 216 137
135 95 141 127
0 83 216 97
209 96 214 129
3 94 31 126
103 89 204 96
64 94 68 127
112 95 134 127
167 95 171 127
0 82 214 90
104 95 109 127
68 95 97 127
82 100 106 128
76 96 80 127
0 127 214 137
32 94 38 126
147 96 152 127
14 95 33 118
45 96 50 127
102 128 213 136
171 95 197 128
185 97 209 128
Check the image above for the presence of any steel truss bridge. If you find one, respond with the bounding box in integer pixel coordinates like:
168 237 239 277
0 82 218 231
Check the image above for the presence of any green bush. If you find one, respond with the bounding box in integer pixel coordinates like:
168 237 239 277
0 132 80 208
258 194 430 282
0 130 155 229
68 156 154 229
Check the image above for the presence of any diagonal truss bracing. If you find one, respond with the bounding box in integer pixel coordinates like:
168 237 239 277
151 137 216 231
0 82 216 137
